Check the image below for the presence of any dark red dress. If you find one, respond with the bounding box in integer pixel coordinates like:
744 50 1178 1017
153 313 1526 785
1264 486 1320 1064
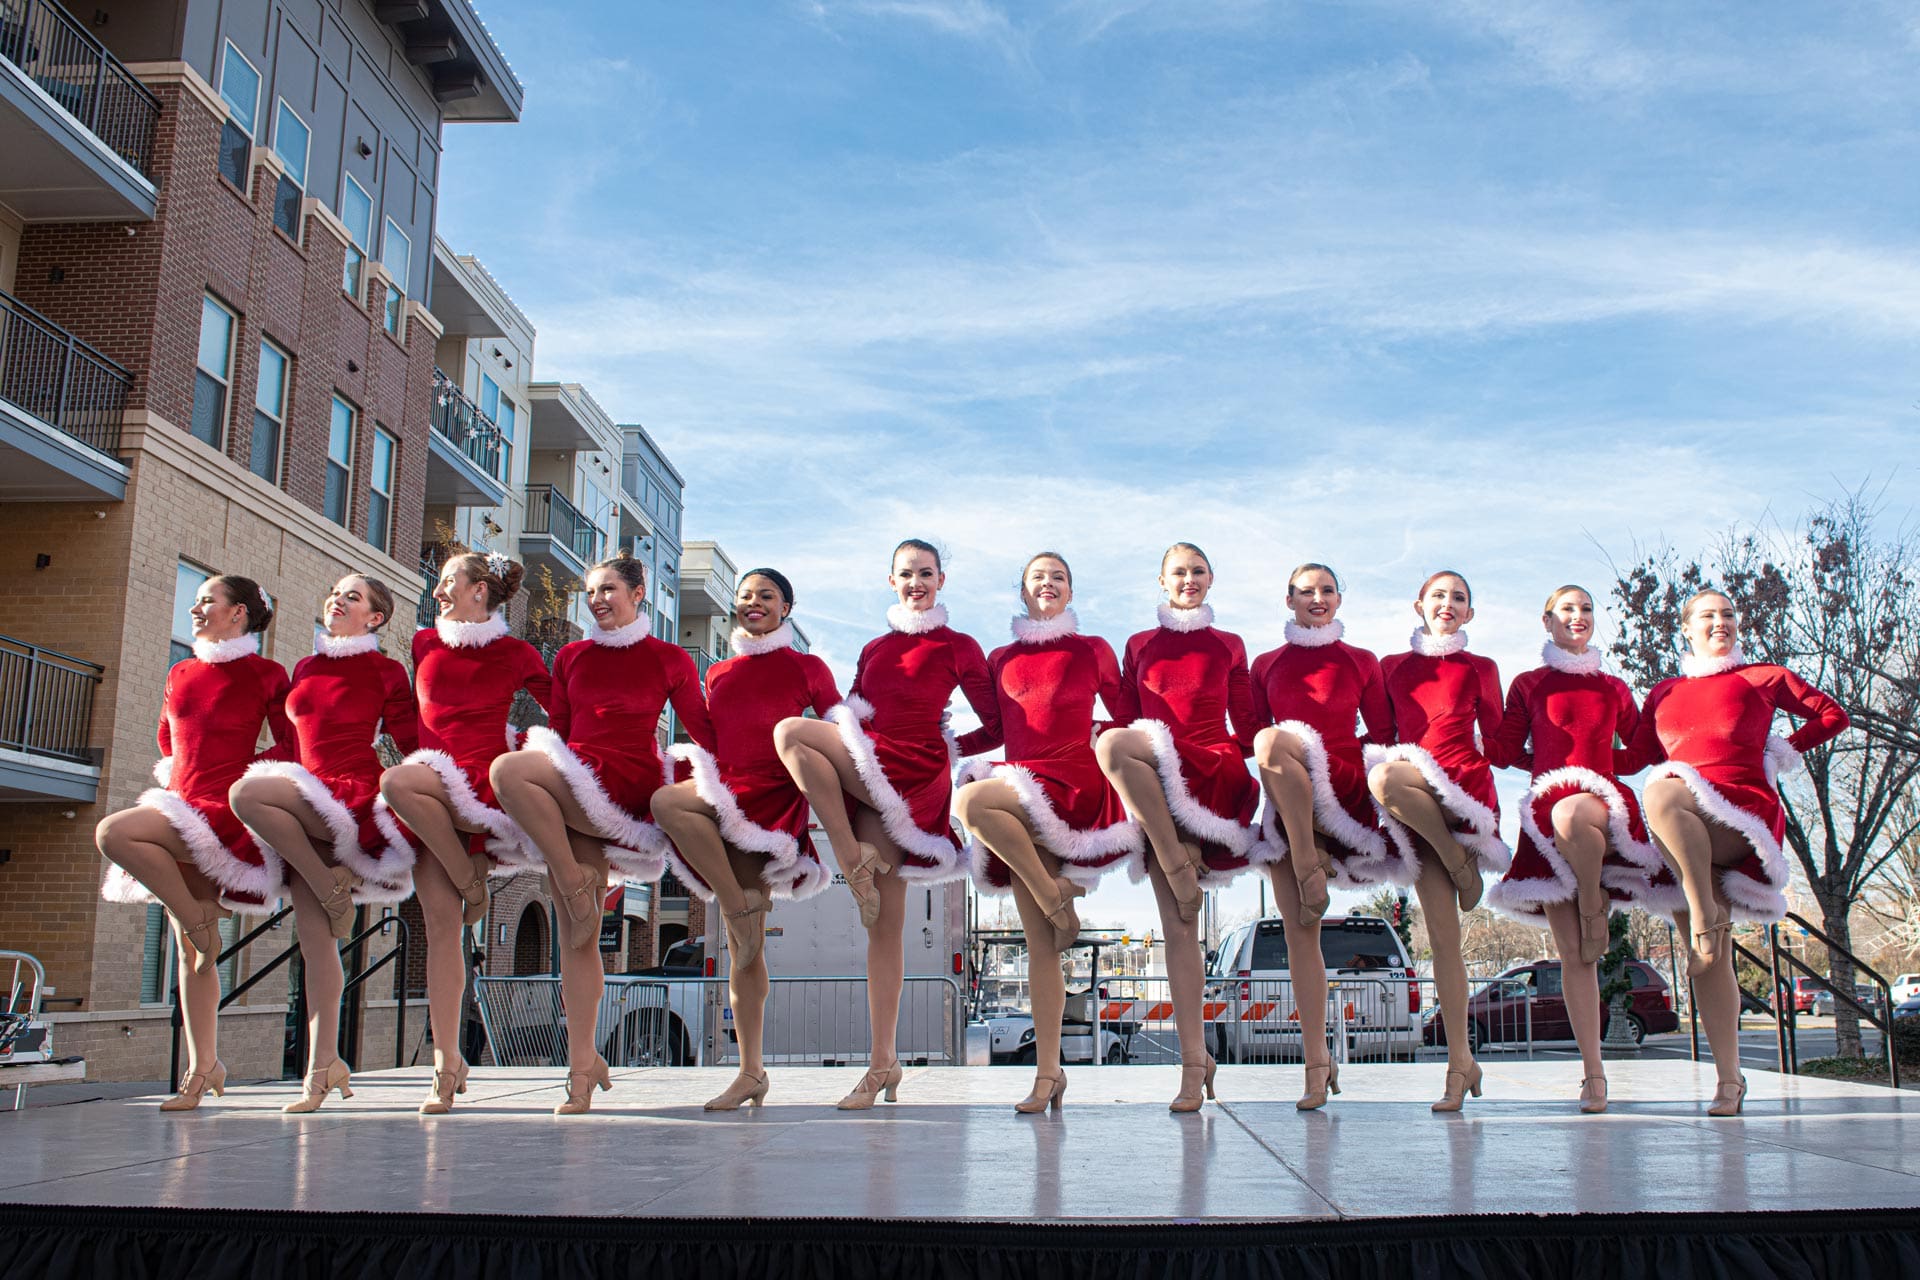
955 610 1142 895
1103 603 1259 884
825 603 999 883
1368 628 1513 875
242 631 421 904
666 623 841 900
1634 650 1849 922
102 634 296 911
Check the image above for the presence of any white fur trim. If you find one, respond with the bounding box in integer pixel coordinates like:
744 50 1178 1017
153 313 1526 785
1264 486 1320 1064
1765 735 1804 781
152 756 173 787
377 747 527 864
192 634 259 664
667 742 823 901
1487 766 1659 921
1156 603 1213 633
823 701 964 879
958 759 1143 869
314 630 382 658
887 602 948 634
523 726 668 856
732 623 795 656
1255 720 1404 887
588 613 652 648
1644 762 1791 923
1681 645 1747 678
136 787 285 903
240 760 415 892
1284 619 1344 648
1115 718 1255 857
840 693 876 722
1412 628 1469 657
1540 641 1603 675
1011 609 1078 644
1362 743 1512 874
101 862 156 904
434 612 509 648
603 844 664 882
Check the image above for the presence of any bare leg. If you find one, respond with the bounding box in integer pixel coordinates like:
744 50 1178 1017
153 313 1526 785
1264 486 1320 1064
954 779 1074 929
1144 859 1208 1067
724 848 772 1078
773 716 876 881
1266 863 1330 1086
1008 878 1066 1093
1551 795 1612 964
172 913 222 1079
95 808 224 950
1369 762 1478 904
1255 727 1329 925
380 763 486 889
229 775 344 902
1095 729 1196 884
1644 778 1728 972
650 782 746 915
1543 901 1605 1086
492 751 606 945
288 878 345 1071
857 809 908 1067
1412 853 1476 1084
557 833 611 1076
414 856 470 1066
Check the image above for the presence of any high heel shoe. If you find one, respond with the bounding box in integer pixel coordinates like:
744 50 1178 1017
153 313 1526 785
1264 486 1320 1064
837 1059 904 1110
704 1069 770 1111
845 842 889 930
1170 1055 1217 1113
725 889 771 970
158 1060 228 1112
178 905 231 976
1578 896 1611 965
554 1056 612 1115
1432 1061 1483 1113
1295 861 1332 929
418 1058 470 1115
459 853 491 927
1042 876 1083 952
320 865 361 940
1579 1074 1609 1114
1707 1074 1748 1117
283 1058 353 1113
1164 844 1207 925
554 864 604 952
1297 1060 1341 1111
1015 1070 1067 1114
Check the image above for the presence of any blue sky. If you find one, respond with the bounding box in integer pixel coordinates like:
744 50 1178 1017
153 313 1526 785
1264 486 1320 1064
440 1 1920 933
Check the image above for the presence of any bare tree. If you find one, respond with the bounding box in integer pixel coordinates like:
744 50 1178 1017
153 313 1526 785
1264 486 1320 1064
1609 486 1920 1056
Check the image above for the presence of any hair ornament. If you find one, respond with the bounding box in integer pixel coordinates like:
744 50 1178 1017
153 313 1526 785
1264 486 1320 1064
484 551 511 578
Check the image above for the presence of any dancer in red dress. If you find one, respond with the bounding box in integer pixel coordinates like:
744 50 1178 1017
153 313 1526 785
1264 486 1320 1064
1365 570 1512 1112
775 538 999 1109
492 552 714 1115
1249 563 1401 1110
97 575 293 1111
651 567 840 1111
953 552 1142 1115
1634 589 1849 1116
379 552 551 1114
230 575 418 1112
1094 542 1258 1112
1484 585 1670 1114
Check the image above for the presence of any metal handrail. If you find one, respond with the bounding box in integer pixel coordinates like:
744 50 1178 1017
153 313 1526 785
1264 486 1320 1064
1766 912 1897 1087
430 367 509 483
0 634 103 765
0 288 131 458
0 0 160 177
524 483 602 566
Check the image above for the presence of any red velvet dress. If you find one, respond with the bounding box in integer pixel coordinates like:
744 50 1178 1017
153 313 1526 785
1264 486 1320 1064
1485 643 1675 922
1250 620 1406 887
665 623 841 901
1368 629 1513 875
101 634 296 912
826 603 1000 883
1103 603 1259 884
1634 651 1849 922
240 631 421 904
955 610 1142 895
378 613 552 868
523 613 716 882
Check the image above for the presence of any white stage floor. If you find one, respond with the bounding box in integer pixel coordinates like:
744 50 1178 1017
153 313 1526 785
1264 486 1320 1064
4 1062 1917 1221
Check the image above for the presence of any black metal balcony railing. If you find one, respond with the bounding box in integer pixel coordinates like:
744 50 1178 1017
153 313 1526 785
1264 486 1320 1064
0 0 160 178
0 635 103 765
0 289 129 458
524 484 601 568
431 367 509 485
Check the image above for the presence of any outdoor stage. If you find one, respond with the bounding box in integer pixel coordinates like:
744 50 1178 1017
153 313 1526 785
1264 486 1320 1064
4 1060 1918 1277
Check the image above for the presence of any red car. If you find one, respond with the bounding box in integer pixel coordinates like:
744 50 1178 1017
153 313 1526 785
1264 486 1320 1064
1770 976 1819 1014
1425 959 1679 1051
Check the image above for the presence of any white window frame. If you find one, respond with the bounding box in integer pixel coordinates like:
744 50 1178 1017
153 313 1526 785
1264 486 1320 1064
193 295 236 450
339 173 373 299
368 426 397 553
251 338 289 484
218 41 260 133
326 395 356 528
271 99 311 189
381 217 412 336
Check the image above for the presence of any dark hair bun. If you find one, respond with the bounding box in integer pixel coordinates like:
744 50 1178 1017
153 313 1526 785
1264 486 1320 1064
498 560 526 600
211 574 274 634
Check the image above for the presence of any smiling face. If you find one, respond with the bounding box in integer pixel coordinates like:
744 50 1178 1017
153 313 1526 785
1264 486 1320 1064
890 546 944 611
433 564 489 622
1022 556 1072 620
1288 567 1341 628
735 574 790 637
1160 548 1213 610
585 566 644 630
1417 574 1474 636
1684 592 1739 658
324 575 386 636
1543 588 1596 652
191 581 250 641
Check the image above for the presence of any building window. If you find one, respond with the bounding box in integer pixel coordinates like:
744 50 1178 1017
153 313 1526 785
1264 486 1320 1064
170 561 210 669
270 101 310 238
326 396 355 526
381 218 411 335
479 373 499 421
192 296 235 449
140 905 174 1004
339 175 373 298
250 340 288 484
216 42 258 188
367 427 396 552
496 397 515 474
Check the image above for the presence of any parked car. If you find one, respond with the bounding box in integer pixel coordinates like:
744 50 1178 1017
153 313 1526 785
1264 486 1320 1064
1205 915 1418 1062
1772 976 1819 1015
1424 959 1678 1050
985 1009 1129 1065
1813 982 1888 1019
1894 994 1920 1018
1893 974 1920 1006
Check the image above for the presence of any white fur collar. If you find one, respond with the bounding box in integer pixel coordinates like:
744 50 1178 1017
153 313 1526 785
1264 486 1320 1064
1285 619 1344 648
1012 609 1078 644
314 630 382 659
1681 645 1747 678
733 622 796 656
192 633 259 663
435 612 509 648
1412 627 1469 657
588 612 652 648
1541 640 1603 676
887 602 949 634
1156 602 1214 633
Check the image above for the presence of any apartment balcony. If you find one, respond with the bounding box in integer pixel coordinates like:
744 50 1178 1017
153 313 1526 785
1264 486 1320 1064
0 289 130 500
0 633 103 801
427 368 510 507
677 540 737 620
527 382 618 456
520 483 602 587
0 0 159 221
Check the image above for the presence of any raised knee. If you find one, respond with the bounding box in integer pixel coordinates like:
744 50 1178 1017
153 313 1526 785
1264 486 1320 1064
1255 726 1301 769
1644 777 1692 821
772 717 809 758
95 810 130 852
488 751 525 793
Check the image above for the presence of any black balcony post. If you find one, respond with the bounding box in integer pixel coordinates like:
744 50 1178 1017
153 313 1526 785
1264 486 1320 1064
11 648 34 750
88 33 105 133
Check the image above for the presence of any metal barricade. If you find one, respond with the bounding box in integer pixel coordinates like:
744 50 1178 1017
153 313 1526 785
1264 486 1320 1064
476 975 671 1067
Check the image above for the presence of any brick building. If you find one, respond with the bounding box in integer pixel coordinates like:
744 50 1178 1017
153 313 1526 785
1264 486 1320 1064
0 0 520 1082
